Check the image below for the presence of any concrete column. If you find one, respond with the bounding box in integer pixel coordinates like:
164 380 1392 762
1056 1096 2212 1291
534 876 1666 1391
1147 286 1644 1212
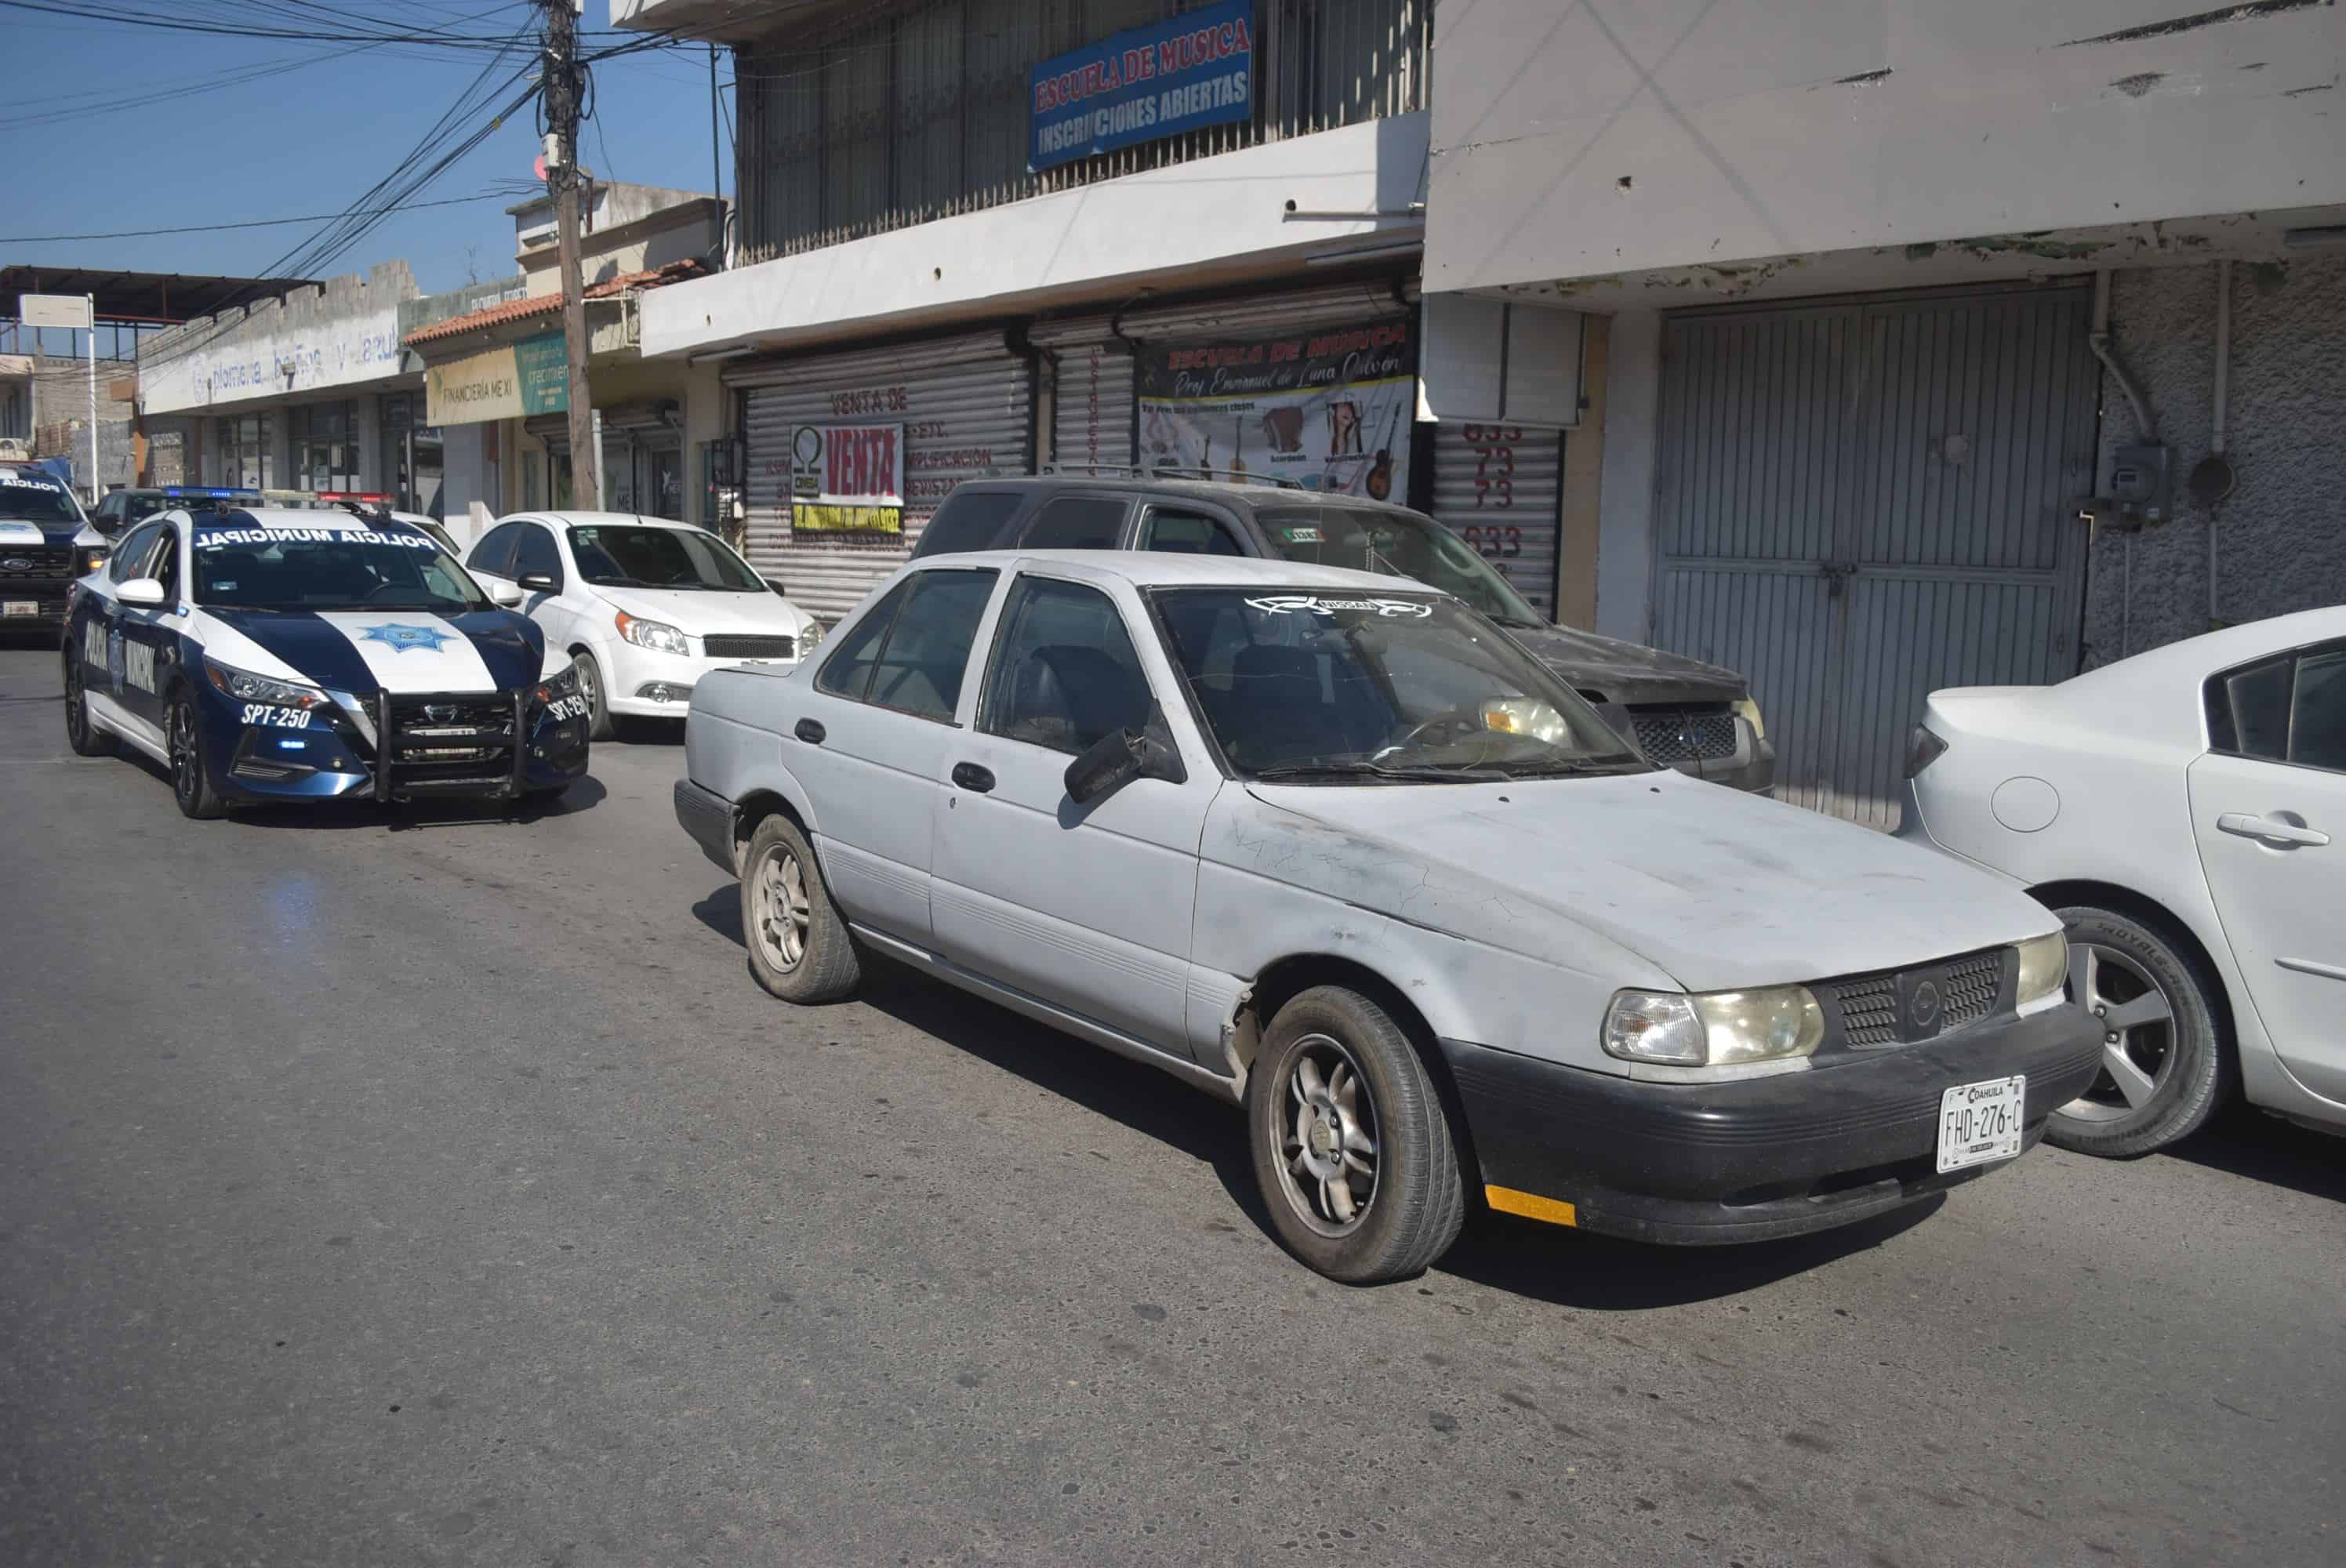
1593 308 1662 644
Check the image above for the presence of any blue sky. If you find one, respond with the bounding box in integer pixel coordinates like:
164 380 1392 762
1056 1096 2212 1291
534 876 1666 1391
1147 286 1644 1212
2 2 725 298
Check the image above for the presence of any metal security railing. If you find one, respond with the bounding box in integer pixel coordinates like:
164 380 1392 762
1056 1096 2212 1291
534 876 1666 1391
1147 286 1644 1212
735 0 1427 263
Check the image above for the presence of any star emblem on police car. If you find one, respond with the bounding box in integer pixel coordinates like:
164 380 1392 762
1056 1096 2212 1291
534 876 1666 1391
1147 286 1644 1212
359 622 453 654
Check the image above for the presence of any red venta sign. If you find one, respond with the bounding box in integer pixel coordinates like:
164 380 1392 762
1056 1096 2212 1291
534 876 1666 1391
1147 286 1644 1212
790 423 906 535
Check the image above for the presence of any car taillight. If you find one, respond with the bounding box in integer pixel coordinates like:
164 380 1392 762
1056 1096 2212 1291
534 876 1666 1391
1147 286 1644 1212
1904 724 1948 779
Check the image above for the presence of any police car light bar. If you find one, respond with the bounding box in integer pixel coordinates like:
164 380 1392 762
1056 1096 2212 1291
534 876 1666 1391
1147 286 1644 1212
162 487 257 499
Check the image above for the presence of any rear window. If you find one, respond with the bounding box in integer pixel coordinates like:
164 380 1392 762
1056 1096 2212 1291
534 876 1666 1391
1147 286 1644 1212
911 489 1023 557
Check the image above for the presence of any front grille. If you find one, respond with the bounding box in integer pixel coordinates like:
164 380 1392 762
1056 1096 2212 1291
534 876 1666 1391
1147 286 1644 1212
701 633 794 661
1630 708 1738 764
383 693 516 782
1822 948 2006 1047
0 545 76 579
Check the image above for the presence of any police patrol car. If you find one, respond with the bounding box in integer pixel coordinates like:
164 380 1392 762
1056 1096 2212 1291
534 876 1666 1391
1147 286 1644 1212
2 464 110 630
62 500 590 818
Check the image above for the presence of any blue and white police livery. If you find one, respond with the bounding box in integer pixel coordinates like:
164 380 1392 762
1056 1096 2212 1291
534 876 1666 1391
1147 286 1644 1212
2 464 107 630
61 505 590 818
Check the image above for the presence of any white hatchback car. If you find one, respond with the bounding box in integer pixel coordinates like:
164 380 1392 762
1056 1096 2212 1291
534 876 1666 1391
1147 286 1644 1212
676 551 2096 1283
1898 606 2346 1156
466 511 822 739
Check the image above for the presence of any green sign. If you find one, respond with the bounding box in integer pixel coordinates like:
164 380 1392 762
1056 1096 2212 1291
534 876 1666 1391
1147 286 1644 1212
514 332 568 415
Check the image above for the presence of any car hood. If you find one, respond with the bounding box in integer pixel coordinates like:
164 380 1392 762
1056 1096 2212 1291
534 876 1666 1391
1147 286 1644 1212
1238 769 2056 992
0 518 85 549
593 584 812 639
1505 622 1746 706
198 606 552 694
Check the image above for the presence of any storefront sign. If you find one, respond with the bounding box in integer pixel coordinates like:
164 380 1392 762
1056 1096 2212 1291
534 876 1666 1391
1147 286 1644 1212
1135 315 1417 501
790 423 905 535
423 331 568 425
1030 0 1254 172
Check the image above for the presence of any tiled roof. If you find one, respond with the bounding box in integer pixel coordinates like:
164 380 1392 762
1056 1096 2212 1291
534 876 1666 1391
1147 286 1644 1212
404 259 709 347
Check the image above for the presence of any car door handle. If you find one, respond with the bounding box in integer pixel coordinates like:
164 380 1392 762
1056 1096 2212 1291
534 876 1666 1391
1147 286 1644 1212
951 762 995 793
2216 812 2330 848
794 717 826 745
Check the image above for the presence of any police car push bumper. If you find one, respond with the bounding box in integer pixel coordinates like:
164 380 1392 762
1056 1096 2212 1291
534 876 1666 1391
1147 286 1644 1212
194 609 589 804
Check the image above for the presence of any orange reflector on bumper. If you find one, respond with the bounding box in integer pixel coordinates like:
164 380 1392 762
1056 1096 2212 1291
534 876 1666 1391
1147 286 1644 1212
1486 1185 1578 1228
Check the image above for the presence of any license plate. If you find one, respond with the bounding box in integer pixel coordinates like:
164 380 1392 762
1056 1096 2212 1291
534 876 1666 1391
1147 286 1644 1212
1937 1075 2026 1173
2 600 35 616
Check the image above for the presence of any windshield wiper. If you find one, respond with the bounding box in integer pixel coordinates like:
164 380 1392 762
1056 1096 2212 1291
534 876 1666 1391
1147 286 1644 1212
1251 760 1506 784
1489 614 1549 631
1491 755 1651 779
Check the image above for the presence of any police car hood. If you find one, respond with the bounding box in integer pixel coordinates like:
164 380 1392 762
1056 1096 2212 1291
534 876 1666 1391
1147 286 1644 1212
0 518 86 548
195 606 554 695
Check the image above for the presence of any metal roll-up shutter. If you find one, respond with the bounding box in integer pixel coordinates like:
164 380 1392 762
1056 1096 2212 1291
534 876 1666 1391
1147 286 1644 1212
1429 421 1564 622
728 331 1032 622
525 412 568 452
1030 316 1135 474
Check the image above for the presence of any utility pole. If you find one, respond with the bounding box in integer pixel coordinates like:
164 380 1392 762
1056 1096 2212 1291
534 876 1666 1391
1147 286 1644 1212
542 0 597 510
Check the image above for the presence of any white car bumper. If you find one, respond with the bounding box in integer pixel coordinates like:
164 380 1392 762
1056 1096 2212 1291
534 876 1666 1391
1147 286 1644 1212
602 641 803 717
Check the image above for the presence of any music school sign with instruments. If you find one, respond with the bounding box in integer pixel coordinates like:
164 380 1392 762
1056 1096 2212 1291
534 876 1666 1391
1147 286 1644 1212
1133 314 1417 503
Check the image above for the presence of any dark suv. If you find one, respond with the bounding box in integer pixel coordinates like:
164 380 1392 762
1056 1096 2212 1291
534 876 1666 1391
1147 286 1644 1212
910 473 1774 791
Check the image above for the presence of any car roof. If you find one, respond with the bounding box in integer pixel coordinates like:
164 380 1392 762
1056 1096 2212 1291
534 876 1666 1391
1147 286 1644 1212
181 506 431 532
512 510 697 530
921 548 1454 596
957 471 1422 517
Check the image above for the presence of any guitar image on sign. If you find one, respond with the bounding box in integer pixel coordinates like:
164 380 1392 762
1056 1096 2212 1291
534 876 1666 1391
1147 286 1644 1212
1364 401 1406 501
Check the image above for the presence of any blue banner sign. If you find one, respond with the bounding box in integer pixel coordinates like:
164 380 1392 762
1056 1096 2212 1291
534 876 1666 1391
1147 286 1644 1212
1030 0 1255 172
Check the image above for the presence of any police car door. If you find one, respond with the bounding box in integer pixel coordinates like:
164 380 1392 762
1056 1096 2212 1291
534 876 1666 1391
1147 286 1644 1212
77 520 165 750
114 517 187 734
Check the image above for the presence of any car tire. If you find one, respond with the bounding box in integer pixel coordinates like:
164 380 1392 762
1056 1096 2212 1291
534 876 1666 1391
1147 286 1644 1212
740 813 859 1004
2045 903 2228 1158
64 654 115 757
1247 985 1467 1283
166 689 227 821
573 649 616 743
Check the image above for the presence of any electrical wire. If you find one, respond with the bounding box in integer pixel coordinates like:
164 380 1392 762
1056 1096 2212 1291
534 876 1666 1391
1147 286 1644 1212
0 191 518 244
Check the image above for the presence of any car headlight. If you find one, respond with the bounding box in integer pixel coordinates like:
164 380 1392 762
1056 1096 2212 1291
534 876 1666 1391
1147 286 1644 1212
1482 696 1570 745
203 656 329 711
1733 695 1765 740
1603 985 1825 1067
797 619 824 655
1905 724 1948 778
81 546 109 575
616 611 689 655
2014 931 2068 1009
534 660 581 705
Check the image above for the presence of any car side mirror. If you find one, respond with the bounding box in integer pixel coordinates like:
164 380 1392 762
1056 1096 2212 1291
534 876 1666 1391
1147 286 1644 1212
768 577 788 596
1064 710 1187 805
518 573 558 593
116 576 166 609
488 579 524 608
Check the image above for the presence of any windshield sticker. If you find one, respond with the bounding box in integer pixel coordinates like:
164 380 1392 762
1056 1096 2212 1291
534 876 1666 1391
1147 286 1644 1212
1244 594 1434 619
1 473 67 489
1279 526 1323 543
195 526 434 550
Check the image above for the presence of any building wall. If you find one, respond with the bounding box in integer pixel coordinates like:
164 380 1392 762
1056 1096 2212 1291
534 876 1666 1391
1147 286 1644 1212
2086 255 2346 665
140 263 419 417
1426 0 2346 295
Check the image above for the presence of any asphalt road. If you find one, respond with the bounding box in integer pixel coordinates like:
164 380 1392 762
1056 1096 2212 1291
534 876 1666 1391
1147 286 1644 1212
2 639 2341 1568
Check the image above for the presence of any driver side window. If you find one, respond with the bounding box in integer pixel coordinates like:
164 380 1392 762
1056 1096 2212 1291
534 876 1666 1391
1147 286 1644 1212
109 523 162 583
979 576 1154 756
512 524 563 589
468 523 519 579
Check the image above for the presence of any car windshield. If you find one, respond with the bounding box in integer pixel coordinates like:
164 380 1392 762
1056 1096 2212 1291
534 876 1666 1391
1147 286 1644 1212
1258 506 1542 626
193 522 488 612
1 474 83 527
568 523 763 590
123 493 183 525
1154 587 1642 782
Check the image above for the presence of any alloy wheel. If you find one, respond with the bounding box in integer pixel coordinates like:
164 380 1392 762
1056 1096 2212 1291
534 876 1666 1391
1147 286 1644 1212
576 657 601 724
1274 1033 1381 1235
2064 942 2176 1122
64 661 87 746
751 843 811 972
169 700 198 808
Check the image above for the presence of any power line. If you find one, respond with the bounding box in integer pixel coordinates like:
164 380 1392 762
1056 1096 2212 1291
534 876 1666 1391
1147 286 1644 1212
0 191 518 244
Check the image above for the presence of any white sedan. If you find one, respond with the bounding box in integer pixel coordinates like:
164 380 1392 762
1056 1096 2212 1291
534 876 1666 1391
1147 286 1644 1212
466 511 823 739
1898 606 2346 1156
